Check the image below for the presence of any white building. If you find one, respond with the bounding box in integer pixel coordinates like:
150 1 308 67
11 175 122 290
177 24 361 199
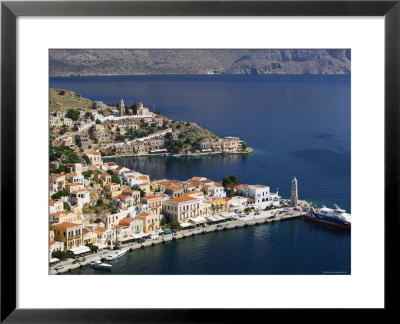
226 196 248 211
71 189 90 207
237 185 280 209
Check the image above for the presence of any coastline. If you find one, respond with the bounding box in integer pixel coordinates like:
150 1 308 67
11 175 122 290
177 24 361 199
52 208 304 275
103 148 253 159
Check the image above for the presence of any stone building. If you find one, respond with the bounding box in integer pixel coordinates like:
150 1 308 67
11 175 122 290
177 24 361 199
119 98 125 117
290 177 298 207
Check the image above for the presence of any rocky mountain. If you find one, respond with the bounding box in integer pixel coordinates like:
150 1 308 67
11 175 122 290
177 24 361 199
49 49 350 76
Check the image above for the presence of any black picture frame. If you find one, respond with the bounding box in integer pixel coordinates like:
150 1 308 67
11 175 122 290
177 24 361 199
1 0 398 322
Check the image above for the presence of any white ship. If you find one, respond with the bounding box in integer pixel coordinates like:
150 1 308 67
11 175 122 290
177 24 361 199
105 249 127 261
305 204 351 229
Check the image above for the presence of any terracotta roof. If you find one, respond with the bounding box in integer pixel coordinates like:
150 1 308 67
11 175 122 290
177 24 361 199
52 222 80 229
165 186 182 191
122 189 134 193
75 189 87 193
142 195 161 200
106 162 117 166
136 212 151 218
167 196 197 204
49 240 61 246
49 200 60 205
117 194 129 199
235 184 248 189
50 211 69 216
138 175 149 180
191 177 205 181
105 182 119 187
119 217 135 226
50 174 64 179
67 183 82 188
82 229 89 236
94 226 108 233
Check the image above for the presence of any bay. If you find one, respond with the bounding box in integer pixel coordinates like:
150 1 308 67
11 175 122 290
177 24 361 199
50 74 351 274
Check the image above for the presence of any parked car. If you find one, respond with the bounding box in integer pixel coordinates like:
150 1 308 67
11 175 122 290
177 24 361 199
217 224 223 228
55 264 64 270
72 259 80 264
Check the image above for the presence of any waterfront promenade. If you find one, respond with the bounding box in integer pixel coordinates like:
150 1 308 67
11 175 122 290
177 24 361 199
51 208 305 275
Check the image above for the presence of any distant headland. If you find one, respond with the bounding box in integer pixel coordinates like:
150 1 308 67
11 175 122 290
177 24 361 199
49 49 351 77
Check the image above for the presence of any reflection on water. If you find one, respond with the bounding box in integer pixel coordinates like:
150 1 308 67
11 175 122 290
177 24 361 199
106 154 248 181
67 219 350 275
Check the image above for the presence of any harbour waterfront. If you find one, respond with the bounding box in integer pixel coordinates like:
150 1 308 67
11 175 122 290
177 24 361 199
50 74 351 274
66 215 350 275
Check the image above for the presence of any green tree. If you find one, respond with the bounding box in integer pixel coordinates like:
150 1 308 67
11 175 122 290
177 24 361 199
63 202 71 211
58 90 65 95
130 103 138 115
51 190 68 200
115 135 124 142
132 187 145 198
59 124 68 135
95 119 101 124
86 243 98 253
51 250 73 260
67 109 79 121
96 198 103 206
82 170 94 179
169 220 181 231
154 110 160 115
82 154 91 165
107 170 121 184
222 175 239 190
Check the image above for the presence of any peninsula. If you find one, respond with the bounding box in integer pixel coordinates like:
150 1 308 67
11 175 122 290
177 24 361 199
49 88 252 159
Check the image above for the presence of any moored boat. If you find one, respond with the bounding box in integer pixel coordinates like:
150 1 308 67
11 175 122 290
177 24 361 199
105 249 127 261
305 204 351 229
90 260 112 270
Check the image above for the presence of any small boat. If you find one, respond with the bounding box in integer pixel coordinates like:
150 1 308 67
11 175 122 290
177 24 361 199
90 260 112 270
105 249 127 261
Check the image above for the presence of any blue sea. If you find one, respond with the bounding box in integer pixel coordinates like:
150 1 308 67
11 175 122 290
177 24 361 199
50 74 351 274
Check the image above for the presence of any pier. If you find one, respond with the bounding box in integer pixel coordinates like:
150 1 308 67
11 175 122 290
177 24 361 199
51 209 305 275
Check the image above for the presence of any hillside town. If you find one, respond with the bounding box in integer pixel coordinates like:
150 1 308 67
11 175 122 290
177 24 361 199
49 150 284 262
49 91 252 157
49 91 296 271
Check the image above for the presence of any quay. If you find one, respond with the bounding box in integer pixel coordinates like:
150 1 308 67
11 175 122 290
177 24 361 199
51 209 305 275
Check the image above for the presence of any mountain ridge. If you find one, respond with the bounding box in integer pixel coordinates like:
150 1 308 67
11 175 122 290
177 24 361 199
50 49 351 77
